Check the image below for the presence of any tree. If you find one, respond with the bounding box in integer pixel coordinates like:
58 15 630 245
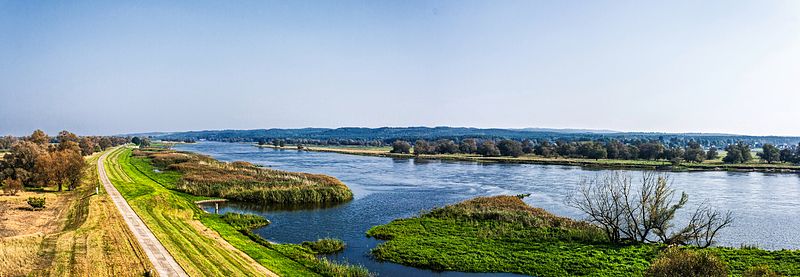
28 129 49 146
434 139 459 154
638 142 664 160
390 140 411 154
57 130 79 145
684 141 706 163
278 140 286 147
132 136 142 145
521 140 535 154
497 140 524 157
139 137 151 147
459 139 478 154
579 141 607 160
413 140 432 155
723 142 752 164
758 144 781 164
780 148 795 163
477 141 501 157
79 137 96 156
98 137 113 150
706 147 719 160
534 141 556 157
0 141 46 187
3 178 23 195
0 136 17 149
568 173 732 247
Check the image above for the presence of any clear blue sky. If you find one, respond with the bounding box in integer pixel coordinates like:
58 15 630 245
1 1 799 136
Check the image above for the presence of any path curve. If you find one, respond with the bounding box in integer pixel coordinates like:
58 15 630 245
98 149 189 277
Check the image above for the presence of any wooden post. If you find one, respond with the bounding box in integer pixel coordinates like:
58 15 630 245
215 202 219 214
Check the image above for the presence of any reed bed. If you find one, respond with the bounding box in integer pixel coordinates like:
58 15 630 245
134 149 353 204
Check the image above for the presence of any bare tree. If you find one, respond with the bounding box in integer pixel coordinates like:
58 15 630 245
567 172 732 247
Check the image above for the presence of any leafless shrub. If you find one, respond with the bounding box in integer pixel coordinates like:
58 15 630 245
567 172 733 247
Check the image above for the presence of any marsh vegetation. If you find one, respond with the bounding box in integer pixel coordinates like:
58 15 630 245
367 194 800 276
133 148 354 204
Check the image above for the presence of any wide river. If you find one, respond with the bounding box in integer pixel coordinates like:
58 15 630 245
176 141 800 276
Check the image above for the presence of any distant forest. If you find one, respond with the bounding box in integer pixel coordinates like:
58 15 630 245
153 127 800 149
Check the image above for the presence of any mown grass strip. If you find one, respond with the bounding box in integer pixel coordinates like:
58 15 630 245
106 147 319 276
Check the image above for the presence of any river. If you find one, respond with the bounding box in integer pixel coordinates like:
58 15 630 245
174 141 800 276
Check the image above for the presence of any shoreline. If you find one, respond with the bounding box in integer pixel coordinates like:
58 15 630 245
256 144 800 174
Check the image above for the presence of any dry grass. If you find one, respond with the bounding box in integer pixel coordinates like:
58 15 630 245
135 148 353 204
0 233 45 276
426 195 596 229
0 151 152 277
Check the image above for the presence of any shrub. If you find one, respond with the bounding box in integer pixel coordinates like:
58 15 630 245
646 248 728 277
27 197 46 209
302 238 346 254
221 213 270 230
744 265 780 277
3 178 22 195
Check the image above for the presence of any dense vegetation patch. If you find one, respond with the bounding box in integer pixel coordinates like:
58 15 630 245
132 148 353 204
221 212 270 230
367 195 800 276
302 238 346 254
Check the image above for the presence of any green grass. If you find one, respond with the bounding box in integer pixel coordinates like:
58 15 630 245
108 147 372 276
221 212 270 230
302 238 346 254
105 147 317 276
367 196 800 276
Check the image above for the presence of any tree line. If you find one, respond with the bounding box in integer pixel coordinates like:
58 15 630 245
389 138 794 165
1 130 129 195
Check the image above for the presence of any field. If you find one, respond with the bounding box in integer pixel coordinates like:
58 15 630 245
135 148 353 204
106 147 369 276
262 145 800 173
0 152 153 276
367 196 800 276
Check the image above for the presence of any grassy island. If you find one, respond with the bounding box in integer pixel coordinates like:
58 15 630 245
367 195 800 276
134 148 353 204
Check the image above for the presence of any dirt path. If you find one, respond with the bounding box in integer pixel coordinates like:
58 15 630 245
98 150 188 277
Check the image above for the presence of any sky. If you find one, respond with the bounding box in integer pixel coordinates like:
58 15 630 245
1 1 799 136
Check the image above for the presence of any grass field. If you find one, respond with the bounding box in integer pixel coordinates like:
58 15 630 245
106 147 370 276
367 196 800 276
0 151 153 277
261 145 800 173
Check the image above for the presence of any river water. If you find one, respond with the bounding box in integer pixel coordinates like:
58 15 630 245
175 141 800 276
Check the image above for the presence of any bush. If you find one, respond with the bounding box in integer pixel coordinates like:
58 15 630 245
744 265 780 277
220 212 270 230
646 248 728 277
27 197 46 209
302 238 346 254
3 178 22 195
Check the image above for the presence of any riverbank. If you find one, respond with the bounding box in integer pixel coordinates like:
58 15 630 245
105 147 369 276
258 144 800 173
367 195 800 276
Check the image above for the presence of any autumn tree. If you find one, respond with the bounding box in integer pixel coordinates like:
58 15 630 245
28 129 49 146
79 137 96 156
98 137 113 150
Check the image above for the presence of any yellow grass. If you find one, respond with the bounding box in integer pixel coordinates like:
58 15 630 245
0 151 153 276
